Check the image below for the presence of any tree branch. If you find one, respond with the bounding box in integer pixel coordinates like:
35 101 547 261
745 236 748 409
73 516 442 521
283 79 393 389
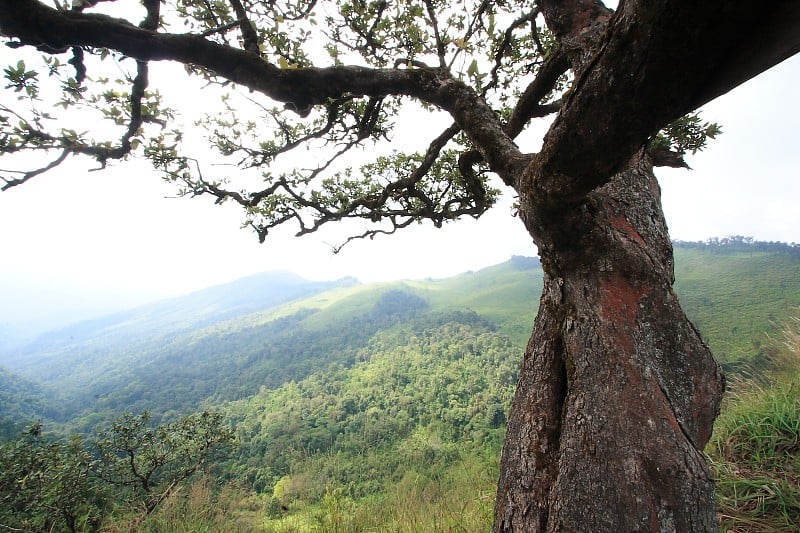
227 0 259 54
537 0 612 70
456 46 567 190
484 9 539 96
647 146 689 169
0 150 70 191
422 0 446 69
525 0 800 209
504 47 568 138
0 0 523 184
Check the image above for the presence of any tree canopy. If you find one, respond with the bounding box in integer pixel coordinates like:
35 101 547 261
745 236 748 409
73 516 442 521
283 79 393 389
3 1 795 248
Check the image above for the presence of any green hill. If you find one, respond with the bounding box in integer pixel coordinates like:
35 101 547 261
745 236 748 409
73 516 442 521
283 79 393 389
1 242 798 435
673 246 800 361
1 241 799 530
0 367 52 440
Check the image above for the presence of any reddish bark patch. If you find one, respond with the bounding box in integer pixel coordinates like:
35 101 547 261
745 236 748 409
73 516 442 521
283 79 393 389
599 271 647 327
608 214 646 246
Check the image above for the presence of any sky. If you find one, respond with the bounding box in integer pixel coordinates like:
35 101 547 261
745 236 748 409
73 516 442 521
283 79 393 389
0 38 798 329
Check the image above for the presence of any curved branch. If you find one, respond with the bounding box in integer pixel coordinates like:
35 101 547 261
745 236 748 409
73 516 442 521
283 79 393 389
77 58 152 166
0 48 156 185
485 9 539 96
647 146 689 169
1 149 70 191
276 0 317 22
0 0 524 185
526 0 800 209
140 0 160 31
504 47 568 138
457 46 567 189
538 0 612 69
422 0 446 69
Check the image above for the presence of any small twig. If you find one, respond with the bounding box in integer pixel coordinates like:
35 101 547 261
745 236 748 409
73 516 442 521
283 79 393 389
422 0 447 68
1 150 70 191
199 19 241 37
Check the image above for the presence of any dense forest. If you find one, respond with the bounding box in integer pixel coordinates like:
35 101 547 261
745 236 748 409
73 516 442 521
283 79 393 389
1 240 799 530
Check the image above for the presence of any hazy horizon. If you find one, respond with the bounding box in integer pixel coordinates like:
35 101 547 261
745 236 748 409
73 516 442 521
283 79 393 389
1 52 798 336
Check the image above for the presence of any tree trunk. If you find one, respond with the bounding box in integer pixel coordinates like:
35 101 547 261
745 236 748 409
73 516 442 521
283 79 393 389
494 152 725 531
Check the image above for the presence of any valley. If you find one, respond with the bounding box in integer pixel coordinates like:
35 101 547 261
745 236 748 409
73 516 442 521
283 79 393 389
1 240 799 531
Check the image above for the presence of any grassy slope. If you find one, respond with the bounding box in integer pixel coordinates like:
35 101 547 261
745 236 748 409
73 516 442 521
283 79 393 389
707 318 800 531
289 247 800 363
406 257 542 345
254 257 542 344
673 248 800 361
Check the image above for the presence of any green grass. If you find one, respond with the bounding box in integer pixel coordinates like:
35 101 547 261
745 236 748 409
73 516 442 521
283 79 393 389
405 258 542 345
280 248 800 361
261 453 497 533
128 248 799 368
104 477 262 532
707 316 800 531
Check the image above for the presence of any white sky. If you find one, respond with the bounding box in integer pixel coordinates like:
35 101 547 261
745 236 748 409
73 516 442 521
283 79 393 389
0 40 798 327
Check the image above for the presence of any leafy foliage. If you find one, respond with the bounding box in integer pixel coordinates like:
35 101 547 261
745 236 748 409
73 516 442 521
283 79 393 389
0 0 718 247
0 366 52 440
0 425 101 533
649 112 722 155
224 311 516 499
0 410 234 532
94 410 235 515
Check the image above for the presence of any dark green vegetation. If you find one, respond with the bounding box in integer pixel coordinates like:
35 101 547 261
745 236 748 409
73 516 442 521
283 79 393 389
0 367 54 440
0 411 234 532
1 241 799 530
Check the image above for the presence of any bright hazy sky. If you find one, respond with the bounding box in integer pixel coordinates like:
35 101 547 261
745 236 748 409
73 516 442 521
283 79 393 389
0 43 798 327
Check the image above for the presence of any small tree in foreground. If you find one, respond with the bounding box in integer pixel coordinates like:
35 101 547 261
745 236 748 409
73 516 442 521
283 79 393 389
0 424 101 533
0 411 234 532
94 410 235 516
2 1 800 530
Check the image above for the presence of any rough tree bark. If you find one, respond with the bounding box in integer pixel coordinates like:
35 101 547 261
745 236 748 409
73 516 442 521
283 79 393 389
495 152 724 531
490 2 800 530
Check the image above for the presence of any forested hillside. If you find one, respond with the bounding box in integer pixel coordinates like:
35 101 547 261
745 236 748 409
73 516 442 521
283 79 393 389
0 256 542 430
1 243 798 431
1 241 799 530
0 368 51 440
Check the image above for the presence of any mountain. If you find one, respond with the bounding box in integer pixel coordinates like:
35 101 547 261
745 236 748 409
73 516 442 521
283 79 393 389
0 367 52 440
0 277 168 343
0 271 357 425
1 271 354 369
1 243 798 434
1 241 797 530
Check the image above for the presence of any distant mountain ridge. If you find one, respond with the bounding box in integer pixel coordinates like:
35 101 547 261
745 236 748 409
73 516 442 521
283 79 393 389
0 242 798 434
1 271 356 368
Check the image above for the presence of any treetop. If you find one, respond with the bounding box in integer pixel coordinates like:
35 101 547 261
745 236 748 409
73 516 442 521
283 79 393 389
1 1 797 248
